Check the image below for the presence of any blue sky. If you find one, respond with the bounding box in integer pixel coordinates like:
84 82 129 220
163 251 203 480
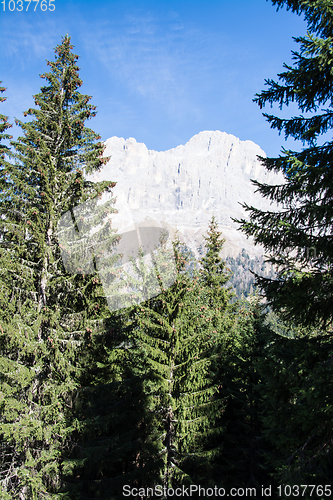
0 0 307 157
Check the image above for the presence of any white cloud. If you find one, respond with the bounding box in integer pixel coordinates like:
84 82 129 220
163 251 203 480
0 18 62 69
79 10 226 122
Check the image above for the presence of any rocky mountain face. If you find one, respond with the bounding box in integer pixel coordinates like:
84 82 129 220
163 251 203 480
87 130 285 258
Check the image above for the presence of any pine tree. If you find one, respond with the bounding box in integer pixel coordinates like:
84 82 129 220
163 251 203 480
61 231 174 498
234 0 333 331
62 307 158 500
0 83 12 245
199 215 235 330
128 236 226 491
214 296 275 491
197 217 270 488
257 319 333 487
69 231 228 498
0 36 117 498
0 81 13 305
0 83 12 161
0 83 16 500
233 2 333 487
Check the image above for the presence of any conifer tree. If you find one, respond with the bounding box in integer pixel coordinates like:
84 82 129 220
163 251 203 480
0 81 13 312
199 215 235 334
0 36 117 498
214 296 274 490
61 239 169 498
0 83 16 499
235 0 333 331
233 3 333 487
68 232 228 498
127 237 226 490
0 83 12 162
258 322 333 487
62 306 157 499
197 217 270 488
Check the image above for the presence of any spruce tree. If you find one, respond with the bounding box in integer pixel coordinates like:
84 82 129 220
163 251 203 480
257 321 333 487
62 306 157 500
61 231 175 498
0 81 13 315
199 215 235 333
234 2 333 487
0 83 15 499
127 237 225 491
234 0 333 331
0 83 12 162
197 217 270 488
0 36 117 498
68 232 228 498
214 296 274 490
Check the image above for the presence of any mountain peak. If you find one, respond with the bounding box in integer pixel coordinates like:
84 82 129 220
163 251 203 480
88 131 284 257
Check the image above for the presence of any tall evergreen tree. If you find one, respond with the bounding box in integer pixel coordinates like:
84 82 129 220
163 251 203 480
199 215 235 332
257 320 333 487
0 83 12 162
67 230 230 498
62 239 171 498
0 36 117 498
198 217 271 489
235 0 333 331
0 81 13 312
0 82 15 499
214 296 274 491
62 306 156 500
127 236 226 491
233 3 333 489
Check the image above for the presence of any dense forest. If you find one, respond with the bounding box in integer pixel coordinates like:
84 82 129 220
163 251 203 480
1 0 333 498
225 250 276 300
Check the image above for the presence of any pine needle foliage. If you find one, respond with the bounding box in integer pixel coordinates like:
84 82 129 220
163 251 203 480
0 36 118 499
214 296 274 490
61 234 176 499
0 83 12 162
61 307 157 500
197 218 269 488
199 215 235 330
0 82 15 500
234 0 333 331
125 236 226 491
258 324 333 487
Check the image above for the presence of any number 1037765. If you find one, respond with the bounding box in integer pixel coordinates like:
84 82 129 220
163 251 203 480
277 485 331 497
1 0 55 11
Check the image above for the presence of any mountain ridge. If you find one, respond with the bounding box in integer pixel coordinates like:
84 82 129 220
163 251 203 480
87 130 285 258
